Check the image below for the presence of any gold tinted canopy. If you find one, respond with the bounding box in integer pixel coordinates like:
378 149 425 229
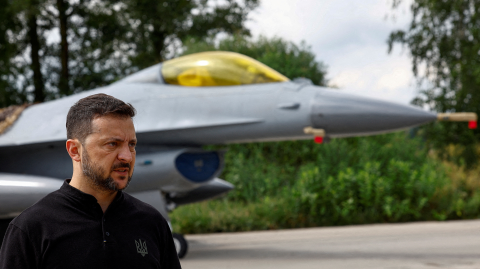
161 51 289 87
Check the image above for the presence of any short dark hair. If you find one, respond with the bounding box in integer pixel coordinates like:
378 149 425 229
66 93 136 142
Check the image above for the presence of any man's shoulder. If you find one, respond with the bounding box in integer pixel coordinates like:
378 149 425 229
122 193 166 220
11 189 64 229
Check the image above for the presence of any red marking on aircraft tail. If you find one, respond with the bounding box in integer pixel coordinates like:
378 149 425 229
468 121 477 129
314 136 323 144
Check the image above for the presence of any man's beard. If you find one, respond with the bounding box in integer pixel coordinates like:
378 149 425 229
81 148 133 192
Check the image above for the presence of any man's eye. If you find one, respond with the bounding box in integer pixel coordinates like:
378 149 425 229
108 142 117 146
129 143 136 148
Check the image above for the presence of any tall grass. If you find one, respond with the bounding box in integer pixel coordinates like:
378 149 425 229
171 132 480 234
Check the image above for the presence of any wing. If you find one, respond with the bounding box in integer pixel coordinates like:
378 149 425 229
0 173 62 218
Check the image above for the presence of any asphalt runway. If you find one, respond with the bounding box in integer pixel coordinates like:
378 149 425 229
180 220 480 269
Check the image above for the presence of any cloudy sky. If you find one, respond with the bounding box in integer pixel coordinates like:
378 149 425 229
246 0 416 105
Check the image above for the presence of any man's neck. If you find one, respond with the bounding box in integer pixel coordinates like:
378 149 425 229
70 175 117 213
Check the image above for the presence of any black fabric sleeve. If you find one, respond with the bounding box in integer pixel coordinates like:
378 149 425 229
161 221 182 269
0 224 38 269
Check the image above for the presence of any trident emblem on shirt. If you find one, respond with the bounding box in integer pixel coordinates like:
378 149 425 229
135 239 148 257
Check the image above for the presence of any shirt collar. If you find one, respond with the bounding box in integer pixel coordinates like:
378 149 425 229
60 179 124 208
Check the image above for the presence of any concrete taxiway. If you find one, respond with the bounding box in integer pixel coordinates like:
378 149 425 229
180 219 480 269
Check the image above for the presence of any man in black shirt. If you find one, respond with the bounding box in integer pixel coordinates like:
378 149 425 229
0 94 182 268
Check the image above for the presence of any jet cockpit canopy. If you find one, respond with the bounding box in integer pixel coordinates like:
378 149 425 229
161 51 289 87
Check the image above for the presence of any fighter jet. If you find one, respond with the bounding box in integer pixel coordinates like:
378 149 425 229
0 51 476 257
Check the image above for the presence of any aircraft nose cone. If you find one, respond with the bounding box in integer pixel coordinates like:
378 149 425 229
311 89 437 137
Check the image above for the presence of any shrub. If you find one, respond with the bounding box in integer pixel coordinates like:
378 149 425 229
171 132 480 234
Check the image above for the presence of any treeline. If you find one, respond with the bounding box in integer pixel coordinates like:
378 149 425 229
0 0 259 106
389 0 480 166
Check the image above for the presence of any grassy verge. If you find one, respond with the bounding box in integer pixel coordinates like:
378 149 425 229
171 132 480 234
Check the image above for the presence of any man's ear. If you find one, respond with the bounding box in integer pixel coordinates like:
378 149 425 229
66 139 82 162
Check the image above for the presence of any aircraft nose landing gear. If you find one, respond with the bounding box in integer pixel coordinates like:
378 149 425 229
173 233 188 258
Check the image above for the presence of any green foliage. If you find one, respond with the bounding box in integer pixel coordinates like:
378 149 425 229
289 159 443 226
219 132 432 203
182 35 328 86
0 0 259 105
0 0 128 103
172 133 480 234
388 0 480 166
119 0 259 67
0 0 27 106
0 0 49 106
171 197 292 233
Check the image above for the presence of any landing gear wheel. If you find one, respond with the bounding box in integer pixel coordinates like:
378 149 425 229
172 233 188 259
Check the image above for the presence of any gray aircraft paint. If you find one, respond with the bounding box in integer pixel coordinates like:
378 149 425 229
0 173 62 218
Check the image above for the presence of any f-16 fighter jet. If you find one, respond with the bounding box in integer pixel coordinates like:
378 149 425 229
0 51 476 258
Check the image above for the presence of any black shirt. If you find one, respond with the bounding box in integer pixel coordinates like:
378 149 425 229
0 180 182 269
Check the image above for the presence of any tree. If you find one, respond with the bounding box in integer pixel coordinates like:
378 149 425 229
0 0 259 105
0 0 25 107
27 0 47 103
51 0 130 96
182 35 328 86
120 0 259 69
0 0 51 106
388 0 480 166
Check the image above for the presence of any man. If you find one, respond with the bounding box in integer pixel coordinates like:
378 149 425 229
0 94 182 268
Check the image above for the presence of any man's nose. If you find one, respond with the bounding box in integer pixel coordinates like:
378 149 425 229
117 144 133 163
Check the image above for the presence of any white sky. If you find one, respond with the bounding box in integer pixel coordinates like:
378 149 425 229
246 0 416 104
